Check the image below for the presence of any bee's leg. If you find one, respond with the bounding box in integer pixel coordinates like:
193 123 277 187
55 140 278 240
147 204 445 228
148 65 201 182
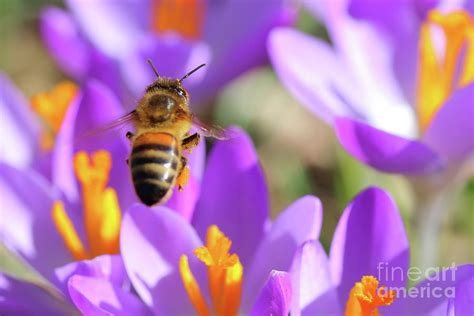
176 156 190 192
182 133 200 153
126 131 134 140
125 158 129 165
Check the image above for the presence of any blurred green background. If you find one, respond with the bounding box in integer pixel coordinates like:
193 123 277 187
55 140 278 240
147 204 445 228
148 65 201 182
1 0 472 284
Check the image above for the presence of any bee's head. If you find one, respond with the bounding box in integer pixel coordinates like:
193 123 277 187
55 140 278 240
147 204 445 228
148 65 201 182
139 61 205 124
145 78 188 101
143 78 187 120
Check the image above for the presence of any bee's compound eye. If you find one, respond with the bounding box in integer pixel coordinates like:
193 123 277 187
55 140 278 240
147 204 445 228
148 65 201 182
149 95 176 110
176 88 186 97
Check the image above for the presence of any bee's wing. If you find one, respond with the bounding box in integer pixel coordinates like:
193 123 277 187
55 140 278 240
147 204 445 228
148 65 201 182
74 110 137 144
191 115 234 140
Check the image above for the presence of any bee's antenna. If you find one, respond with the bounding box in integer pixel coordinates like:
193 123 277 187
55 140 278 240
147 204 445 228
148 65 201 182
179 64 206 83
147 59 160 78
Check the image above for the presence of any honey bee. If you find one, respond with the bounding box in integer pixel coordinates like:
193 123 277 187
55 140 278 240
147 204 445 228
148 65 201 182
101 60 227 206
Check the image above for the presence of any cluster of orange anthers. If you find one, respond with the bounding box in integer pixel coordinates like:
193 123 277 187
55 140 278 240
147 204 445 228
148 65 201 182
417 10 474 131
52 150 121 260
30 81 78 150
180 225 243 316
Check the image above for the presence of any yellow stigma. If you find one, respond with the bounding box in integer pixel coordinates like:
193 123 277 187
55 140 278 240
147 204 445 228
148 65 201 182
30 81 78 150
151 0 206 40
344 276 395 316
179 225 243 316
51 150 122 260
416 10 474 132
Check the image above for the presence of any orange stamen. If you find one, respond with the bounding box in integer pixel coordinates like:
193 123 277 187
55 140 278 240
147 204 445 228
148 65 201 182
179 225 243 316
52 150 122 260
74 150 121 257
51 201 88 260
151 0 206 40
179 255 211 316
98 188 121 254
344 276 395 316
460 27 474 86
30 81 78 150
416 10 474 131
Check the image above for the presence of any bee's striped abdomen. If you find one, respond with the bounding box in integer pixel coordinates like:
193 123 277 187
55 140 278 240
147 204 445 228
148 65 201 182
130 132 180 206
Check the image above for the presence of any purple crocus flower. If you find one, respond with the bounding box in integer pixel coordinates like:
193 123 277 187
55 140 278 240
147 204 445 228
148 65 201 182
268 0 474 270
289 187 474 315
41 0 296 106
62 129 323 315
269 1 474 176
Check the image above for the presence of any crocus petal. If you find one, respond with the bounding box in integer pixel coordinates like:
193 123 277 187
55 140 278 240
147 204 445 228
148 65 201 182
205 0 294 62
466 0 474 13
195 0 295 104
192 127 269 267
348 0 424 30
388 264 474 316
72 80 125 140
302 1 418 137
88 49 129 103
0 73 40 169
0 164 71 281
40 7 89 79
347 0 431 103
290 240 340 316
0 274 75 315
51 94 80 202
65 0 147 59
454 272 474 316
268 28 364 123
423 83 474 162
55 255 126 294
249 270 292 316
329 187 410 307
243 196 322 308
68 275 150 316
335 117 443 174
40 6 126 100
120 204 205 314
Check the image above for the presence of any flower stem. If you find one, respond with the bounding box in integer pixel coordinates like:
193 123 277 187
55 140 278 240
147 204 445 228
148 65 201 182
412 189 451 271
410 159 473 270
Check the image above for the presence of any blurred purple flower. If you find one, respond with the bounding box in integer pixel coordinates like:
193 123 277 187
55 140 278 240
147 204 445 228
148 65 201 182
65 129 323 315
41 0 296 107
269 0 474 175
289 187 473 315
